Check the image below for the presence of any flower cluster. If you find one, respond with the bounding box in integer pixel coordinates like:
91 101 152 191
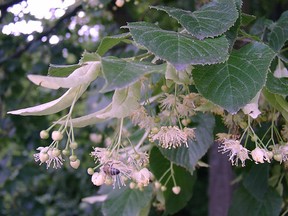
149 126 195 149
218 136 288 166
34 146 64 169
218 139 250 167
130 106 155 131
89 147 153 189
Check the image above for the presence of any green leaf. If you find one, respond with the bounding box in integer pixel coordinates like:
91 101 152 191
150 147 196 215
159 113 215 173
266 72 288 95
151 0 238 40
241 13 256 26
79 50 101 63
48 64 81 77
268 11 288 52
225 0 242 50
243 164 269 200
102 185 153 216
126 22 229 70
96 32 131 56
263 88 288 121
101 57 166 92
228 186 281 216
193 42 275 113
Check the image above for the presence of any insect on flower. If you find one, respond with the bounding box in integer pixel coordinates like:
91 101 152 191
103 163 120 176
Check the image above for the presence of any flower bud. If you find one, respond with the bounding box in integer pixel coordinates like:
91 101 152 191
161 185 167 191
69 155 77 162
62 149 70 156
70 159 80 169
161 85 169 92
87 168 94 175
52 148 61 157
273 153 282 162
267 151 273 159
91 172 105 186
129 182 136 189
69 142 78 150
40 130 49 139
181 119 188 126
115 0 125 7
172 186 181 195
89 133 102 144
154 181 161 189
52 131 63 141
151 127 159 134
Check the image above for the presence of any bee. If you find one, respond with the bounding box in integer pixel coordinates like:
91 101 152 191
103 163 120 176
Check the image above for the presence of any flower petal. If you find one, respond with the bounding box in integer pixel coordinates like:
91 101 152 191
8 84 89 116
274 59 288 78
242 91 261 119
28 61 101 89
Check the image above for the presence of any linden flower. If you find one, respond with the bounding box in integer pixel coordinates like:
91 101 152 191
159 94 180 111
132 168 152 187
218 139 250 167
101 160 133 189
150 126 188 149
272 144 288 163
90 147 114 164
34 147 64 169
130 106 155 131
183 127 196 140
7 62 101 116
250 147 271 164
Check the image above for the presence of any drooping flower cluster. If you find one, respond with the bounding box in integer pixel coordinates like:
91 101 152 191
218 138 250 167
89 147 153 189
149 126 195 149
130 106 155 131
34 146 64 169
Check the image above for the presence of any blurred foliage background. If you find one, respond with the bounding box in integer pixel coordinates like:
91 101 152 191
0 0 288 215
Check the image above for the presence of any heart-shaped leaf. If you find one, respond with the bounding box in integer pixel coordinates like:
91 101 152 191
193 42 275 113
96 32 131 56
150 147 196 215
268 11 288 53
266 72 288 95
101 57 166 92
151 0 238 40
228 186 281 216
102 185 153 216
263 88 288 122
126 22 229 70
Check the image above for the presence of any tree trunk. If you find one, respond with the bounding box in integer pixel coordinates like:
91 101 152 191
208 143 234 216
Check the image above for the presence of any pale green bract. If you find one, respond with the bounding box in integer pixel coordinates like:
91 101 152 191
7 62 101 116
63 82 141 128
